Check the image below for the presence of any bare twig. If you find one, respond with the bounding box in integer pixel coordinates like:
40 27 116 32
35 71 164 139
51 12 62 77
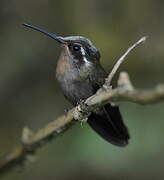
2 36 164 177
105 36 147 87
0 109 76 175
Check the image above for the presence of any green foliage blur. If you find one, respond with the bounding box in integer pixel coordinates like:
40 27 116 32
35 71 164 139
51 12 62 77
0 0 164 179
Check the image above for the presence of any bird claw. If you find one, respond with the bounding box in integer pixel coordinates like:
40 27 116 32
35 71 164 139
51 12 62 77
64 108 69 115
76 99 85 105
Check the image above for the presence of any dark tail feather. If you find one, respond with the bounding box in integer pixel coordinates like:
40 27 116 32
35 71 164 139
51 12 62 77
87 104 130 147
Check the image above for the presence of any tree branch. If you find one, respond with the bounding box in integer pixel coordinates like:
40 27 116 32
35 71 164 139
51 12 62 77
1 36 164 176
105 36 147 87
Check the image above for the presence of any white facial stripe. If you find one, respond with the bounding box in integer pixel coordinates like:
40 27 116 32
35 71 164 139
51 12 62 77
80 47 91 66
81 47 85 56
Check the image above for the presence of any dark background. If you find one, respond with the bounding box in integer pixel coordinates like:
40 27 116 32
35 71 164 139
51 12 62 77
1 0 164 179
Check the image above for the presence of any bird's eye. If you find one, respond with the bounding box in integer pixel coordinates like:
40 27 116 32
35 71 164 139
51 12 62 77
73 45 80 51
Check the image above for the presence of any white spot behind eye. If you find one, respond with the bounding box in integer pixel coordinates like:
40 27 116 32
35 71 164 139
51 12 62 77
80 47 91 66
81 47 85 56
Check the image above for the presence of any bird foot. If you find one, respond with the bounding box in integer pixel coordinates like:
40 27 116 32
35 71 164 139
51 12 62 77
76 99 85 105
64 108 70 115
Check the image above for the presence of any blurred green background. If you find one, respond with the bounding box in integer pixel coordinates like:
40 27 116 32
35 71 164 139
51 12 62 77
0 0 164 179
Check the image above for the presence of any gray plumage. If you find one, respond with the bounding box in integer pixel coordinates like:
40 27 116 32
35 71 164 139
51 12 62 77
23 24 130 147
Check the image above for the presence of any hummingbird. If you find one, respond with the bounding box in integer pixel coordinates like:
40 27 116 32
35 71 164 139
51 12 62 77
23 23 130 147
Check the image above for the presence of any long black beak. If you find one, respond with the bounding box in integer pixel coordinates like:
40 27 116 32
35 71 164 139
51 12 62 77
22 23 65 44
